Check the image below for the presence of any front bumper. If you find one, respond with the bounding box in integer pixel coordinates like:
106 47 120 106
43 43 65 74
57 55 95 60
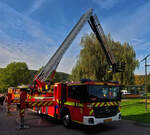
83 112 121 125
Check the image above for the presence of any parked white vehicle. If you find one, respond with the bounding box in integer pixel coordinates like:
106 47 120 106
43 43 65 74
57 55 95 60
121 90 131 95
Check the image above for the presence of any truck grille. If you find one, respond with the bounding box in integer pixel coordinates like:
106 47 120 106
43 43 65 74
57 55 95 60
94 106 118 118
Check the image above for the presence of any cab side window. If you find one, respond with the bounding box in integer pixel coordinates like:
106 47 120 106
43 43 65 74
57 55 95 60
68 85 86 100
68 86 76 99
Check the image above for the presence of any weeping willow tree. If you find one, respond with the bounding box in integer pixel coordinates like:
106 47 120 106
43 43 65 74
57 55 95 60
70 33 139 85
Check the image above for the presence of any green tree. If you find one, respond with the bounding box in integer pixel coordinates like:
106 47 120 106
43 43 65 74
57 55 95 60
111 42 139 85
70 33 139 85
0 62 31 92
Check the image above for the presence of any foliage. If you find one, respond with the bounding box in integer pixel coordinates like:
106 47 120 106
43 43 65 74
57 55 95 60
35 67 69 83
134 75 145 85
28 69 37 83
0 62 31 92
134 74 150 92
53 72 69 83
70 33 139 85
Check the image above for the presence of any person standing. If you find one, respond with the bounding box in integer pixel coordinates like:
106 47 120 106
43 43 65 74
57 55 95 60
0 94 5 106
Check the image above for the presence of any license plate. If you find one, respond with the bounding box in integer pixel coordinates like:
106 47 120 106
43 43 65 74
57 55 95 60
104 118 112 122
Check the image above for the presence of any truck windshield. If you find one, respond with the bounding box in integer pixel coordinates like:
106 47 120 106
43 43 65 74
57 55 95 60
86 85 119 101
68 84 120 102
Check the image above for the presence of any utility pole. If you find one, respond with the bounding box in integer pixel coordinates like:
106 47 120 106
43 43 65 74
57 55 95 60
145 58 148 112
141 54 150 112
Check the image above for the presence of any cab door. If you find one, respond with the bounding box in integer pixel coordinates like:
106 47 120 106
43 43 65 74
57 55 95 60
70 85 85 123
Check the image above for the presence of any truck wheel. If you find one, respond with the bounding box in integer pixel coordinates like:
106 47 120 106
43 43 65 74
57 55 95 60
63 112 71 128
37 109 42 116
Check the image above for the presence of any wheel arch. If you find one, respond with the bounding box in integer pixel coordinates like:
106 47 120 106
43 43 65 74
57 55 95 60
60 107 70 119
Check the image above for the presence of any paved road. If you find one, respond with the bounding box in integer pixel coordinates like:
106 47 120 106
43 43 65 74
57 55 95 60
0 105 150 135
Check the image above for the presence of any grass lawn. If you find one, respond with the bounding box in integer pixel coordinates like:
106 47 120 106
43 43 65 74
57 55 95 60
121 99 150 123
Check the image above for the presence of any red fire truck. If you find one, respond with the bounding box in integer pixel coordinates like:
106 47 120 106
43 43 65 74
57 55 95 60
36 80 121 127
7 9 124 128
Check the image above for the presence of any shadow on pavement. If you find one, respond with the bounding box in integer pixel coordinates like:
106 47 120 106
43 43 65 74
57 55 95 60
22 112 61 128
26 112 118 134
67 122 118 134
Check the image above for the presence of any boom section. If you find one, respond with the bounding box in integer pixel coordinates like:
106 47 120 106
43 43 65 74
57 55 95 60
88 15 116 66
88 15 125 72
35 9 93 82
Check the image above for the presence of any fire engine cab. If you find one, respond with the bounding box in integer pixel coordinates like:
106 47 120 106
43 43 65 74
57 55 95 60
38 80 121 127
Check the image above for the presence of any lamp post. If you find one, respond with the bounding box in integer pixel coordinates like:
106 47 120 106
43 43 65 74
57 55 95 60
141 54 150 112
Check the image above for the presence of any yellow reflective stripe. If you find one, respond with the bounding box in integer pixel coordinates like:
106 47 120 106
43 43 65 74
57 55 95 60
118 106 121 111
99 103 102 107
109 102 112 106
20 109 24 113
45 85 48 90
64 102 83 107
94 82 104 85
101 102 105 107
38 102 43 106
95 103 100 107
76 103 84 107
13 100 20 103
57 100 61 104
48 114 55 117
72 120 82 124
90 102 120 107
113 102 116 105
89 109 93 115
43 102 48 106
32 102 37 107
14 94 20 96
48 102 52 106
112 102 116 106
107 83 116 86
28 96 32 99
110 102 113 106
91 103 95 106
64 102 75 106
106 102 109 106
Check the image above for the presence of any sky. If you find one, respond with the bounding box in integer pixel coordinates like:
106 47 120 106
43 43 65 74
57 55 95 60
0 0 150 75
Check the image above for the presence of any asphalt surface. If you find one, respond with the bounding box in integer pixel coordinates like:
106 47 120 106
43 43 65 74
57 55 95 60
0 104 150 135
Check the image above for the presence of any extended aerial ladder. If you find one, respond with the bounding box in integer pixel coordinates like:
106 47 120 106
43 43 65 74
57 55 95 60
7 9 124 129
33 8 125 91
88 15 125 72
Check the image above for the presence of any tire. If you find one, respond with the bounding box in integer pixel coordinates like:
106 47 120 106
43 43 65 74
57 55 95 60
62 111 71 128
37 109 42 116
38 109 41 115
